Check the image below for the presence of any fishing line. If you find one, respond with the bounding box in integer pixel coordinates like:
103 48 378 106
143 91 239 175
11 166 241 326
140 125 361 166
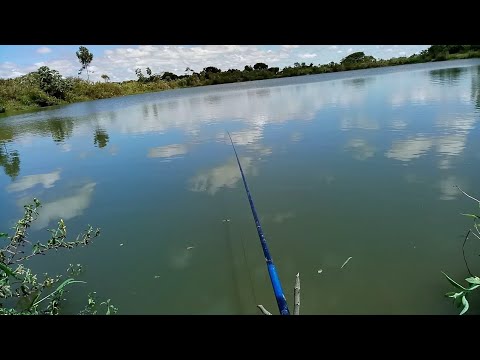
220 148 258 314
238 219 260 311
226 131 290 315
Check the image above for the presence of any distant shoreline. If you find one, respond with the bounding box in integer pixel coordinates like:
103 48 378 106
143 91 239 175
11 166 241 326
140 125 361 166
1 47 479 118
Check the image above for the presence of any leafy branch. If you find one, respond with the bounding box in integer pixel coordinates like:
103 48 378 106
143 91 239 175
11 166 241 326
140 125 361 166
443 186 480 315
1 198 113 315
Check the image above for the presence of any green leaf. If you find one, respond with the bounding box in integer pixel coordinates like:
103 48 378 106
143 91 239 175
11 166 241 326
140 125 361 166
54 278 85 293
454 293 464 308
0 232 8 237
460 296 469 315
445 291 463 298
442 271 468 290
33 278 86 307
465 277 480 285
0 262 17 278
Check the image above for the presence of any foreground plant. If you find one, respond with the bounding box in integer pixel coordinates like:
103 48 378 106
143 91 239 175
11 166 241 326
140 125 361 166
0 198 116 315
443 186 480 315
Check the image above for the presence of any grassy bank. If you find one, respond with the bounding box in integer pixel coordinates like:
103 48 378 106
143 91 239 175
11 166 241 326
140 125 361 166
1 45 479 116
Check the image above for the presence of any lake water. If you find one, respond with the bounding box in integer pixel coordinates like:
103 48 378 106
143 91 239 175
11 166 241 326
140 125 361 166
1 59 480 314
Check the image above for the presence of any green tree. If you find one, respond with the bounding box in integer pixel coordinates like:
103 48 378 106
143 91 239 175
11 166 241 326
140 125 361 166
101 74 110 83
244 65 253 72
161 71 178 81
203 66 221 74
76 46 94 81
146 67 152 77
340 52 376 65
254 62 268 70
135 68 145 82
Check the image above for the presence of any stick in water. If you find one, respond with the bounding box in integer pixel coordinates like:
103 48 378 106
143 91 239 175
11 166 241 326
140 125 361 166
341 257 352 269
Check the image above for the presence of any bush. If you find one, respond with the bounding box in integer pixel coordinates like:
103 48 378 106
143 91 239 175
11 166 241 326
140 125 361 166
24 88 61 107
36 66 73 100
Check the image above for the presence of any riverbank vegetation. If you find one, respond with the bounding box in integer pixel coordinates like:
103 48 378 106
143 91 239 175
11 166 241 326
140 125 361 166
0 198 116 315
1 45 479 115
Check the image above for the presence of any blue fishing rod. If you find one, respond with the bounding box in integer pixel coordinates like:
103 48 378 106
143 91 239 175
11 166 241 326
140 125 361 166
227 132 290 315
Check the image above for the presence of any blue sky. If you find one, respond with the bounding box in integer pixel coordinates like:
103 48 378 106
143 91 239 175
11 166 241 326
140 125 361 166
0 45 429 82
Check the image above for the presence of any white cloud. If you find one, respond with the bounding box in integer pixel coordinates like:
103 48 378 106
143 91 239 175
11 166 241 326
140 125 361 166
148 144 188 159
347 48 353 53
282 45 300 49
345 139 376 160
7 170 61 193
329 46 338 50
399 51 406 56
299 53 317 59
385 136 434 161
29 182 96 229
37 47 52 54
189 157 254 195
60 143 72 152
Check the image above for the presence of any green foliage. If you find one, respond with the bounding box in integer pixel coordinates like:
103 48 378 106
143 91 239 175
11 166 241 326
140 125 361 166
76 46 94 81
0 198 115 315
443 189 480 314
36 66 73 100
253 62 268 70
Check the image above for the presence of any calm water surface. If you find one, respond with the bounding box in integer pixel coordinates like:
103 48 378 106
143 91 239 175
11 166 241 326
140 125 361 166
1 59 480 314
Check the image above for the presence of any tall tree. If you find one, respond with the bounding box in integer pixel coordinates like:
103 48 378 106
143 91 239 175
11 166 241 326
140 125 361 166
101 74 110 83
76 46 94 81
